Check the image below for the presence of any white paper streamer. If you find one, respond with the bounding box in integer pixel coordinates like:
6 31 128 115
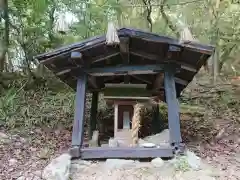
106 22 120 45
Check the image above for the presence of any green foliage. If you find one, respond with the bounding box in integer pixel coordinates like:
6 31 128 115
0 87 19 127
173 156 191 172
0 85 75 129
0 0 239 74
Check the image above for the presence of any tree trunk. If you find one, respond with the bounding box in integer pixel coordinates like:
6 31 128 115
160 0 180 38
0 0 9 72
48 4 56 43
142 0 152 32
213 47 219 84
213 0 220 84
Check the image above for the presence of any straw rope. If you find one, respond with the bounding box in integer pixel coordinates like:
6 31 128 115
131 103 143 147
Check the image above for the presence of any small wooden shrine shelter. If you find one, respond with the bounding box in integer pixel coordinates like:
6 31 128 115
104 83 150 146
34 28 214 159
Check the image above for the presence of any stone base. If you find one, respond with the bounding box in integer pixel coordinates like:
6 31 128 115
114 129 132 147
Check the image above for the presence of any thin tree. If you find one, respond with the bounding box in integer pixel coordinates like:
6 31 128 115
0 0 9 72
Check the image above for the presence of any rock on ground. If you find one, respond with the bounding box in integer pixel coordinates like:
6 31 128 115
151 158 164 168
0 132 10 144
186 150 201 170
104 159 138 170
143 129 170 145
67 130 237 180
70 152 221 180
139 129 170 147
17 175 42 180
42 153 71 180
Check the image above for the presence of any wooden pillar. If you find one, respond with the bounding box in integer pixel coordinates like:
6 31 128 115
114 103 118 137
88 91 99 140
164 66 182 146
71 74 87 158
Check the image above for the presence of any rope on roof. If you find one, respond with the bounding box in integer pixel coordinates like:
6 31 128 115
54 14 69 34
105 7 120 45
180 27 196 42
168 13 198 43
106 22 120 45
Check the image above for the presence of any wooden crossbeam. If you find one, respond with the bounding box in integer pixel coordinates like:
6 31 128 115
130 75 152 84
174 77 188 85
55 51 120 76
79 147 173 159
56 68 72 76
86 64 166 76
92 52 120 64
56 65 188 86
55 68 188 88
130 50 197 72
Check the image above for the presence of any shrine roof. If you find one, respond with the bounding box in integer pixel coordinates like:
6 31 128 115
34 28 214 100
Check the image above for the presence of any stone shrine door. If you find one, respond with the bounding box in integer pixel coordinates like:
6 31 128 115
114 104 134 146
123 111 130 129
117 105 133 130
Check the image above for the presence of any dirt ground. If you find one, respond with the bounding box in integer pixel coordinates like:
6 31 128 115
1 128 239 180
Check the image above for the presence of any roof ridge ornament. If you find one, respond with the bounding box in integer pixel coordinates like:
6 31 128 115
106 22 120 46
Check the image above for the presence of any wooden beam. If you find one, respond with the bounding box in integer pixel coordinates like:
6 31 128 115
114 104 118 136
105 83 147 88
54 51 120 77
119 37 130 54
174 77 188 86
89 71 157 76
55 61 196 78
56 69 187 88
92 52 120 64
152 73 189 89
130 75 152 84
56 66 82 76
181 65 197 72
39 39 106 65
130 50 159 61
56 68 72 76
86 64 165 76
56 68 104 90
54 52 83 76
40 53 69 65
153 73 164 90
130 49 197 72
88 76 99 89
107 100 137 105
71 74 87 157
80 147 173 159
104 96 150 100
